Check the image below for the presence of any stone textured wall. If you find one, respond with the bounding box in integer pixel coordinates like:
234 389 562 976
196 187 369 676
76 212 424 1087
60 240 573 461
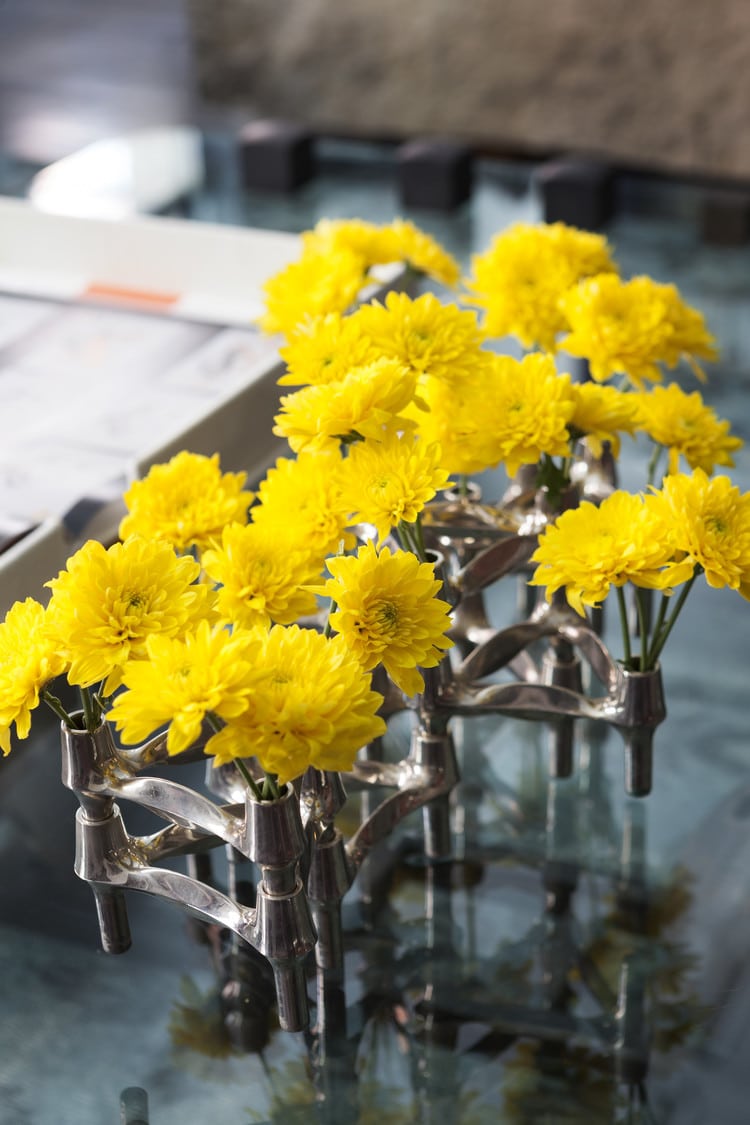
188 0 750 180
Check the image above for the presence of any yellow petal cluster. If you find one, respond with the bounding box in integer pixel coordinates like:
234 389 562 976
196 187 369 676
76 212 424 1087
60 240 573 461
649 470 750 596
561 274 718 387
205 625 387 783
387 219 460 287
108 621 262 755
339 432 451 543
278 312 379 386
251 450 355 558
46 537 210 693
529 492 674 615
466 222 617 351
260 248 365 338
350 291 487 385
202 523 320 629
0 599 66 754
569 382 640 457
483 353 576 477
634 383 742 475
273 357 417 452
319 542 454 696
119 451 253 555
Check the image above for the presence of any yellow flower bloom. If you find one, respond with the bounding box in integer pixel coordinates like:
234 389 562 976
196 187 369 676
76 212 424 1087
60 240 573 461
319 542 454 696
278 312 379 386
569 382 640 457
260 247 366 338
560 274 718 387
251 450 355 559
108 621 262 755
529 492 674 615
119 451 253 554
350 291 488 385
649 470 750 596
483 353 577 477
465 222 617 352
205 625 387 784
0 599 66 754
301 218 398 267
273 357 418 453
202 523 320 629
46 537 209 693
634 383 742 475
340 432 451 543
410 371 498 476
386 219 460 287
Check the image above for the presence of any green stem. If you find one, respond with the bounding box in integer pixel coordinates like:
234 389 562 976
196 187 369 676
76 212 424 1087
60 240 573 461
41 689 75 728
647 574 697 668
261 771 281 801
324 599 338 638
646 442 664 488
458 474 469 499
233 756 264 803
397 520 418 556
634 588 649 670
650 593 670 660
79 685 100 732
615 585 632 668
411 515 428 562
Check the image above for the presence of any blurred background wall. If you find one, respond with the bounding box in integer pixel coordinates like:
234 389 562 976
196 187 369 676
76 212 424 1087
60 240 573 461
187 0 750 180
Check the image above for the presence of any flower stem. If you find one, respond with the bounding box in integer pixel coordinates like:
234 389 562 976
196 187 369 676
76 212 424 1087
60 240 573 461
233 756 264 803
261 771 281 801
412 515 428 562
634 588 649 670
646 442 664 488
458 474 469 499
615 585 633 668
41 689 75 728
647 574 697 668
80 685 100 732
397 520 418 557
324 599 338 638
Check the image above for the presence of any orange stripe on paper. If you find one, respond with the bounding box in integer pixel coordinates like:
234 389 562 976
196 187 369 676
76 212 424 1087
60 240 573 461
83 282 180 309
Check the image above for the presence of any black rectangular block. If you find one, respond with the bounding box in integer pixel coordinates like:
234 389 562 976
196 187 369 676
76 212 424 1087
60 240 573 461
238 119 314 193
700 187 750 246
535 159 614 229
397 138 473 211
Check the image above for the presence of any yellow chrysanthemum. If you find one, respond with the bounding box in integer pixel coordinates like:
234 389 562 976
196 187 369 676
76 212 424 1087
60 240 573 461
483 353 577 477
46 537 209 693
260 247 366 338
634 383 742 475
108 621 262 755
569 382 640 457
387 219 460 287
202 523 320 630
648 470 750 596
0 599 66 754
205 625 387 784
273 357 418 453
560 274 718 387
251 450 355 558
319 542 454 696
340 432 451 543
301 218 399 267
350 291 488 385
409 371 499 476
119 451 253 554
465 222 617 351
529 491 674 616
278 312 379 386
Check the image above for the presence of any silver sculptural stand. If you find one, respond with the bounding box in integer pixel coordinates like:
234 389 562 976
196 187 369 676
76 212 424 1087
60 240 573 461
61 716 316 1031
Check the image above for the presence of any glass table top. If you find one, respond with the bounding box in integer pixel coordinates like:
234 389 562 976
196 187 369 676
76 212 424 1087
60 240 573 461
1 135 750 1124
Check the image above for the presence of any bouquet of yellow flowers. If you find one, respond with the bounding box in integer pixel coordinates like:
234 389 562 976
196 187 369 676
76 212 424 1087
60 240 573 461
0 216 746 804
